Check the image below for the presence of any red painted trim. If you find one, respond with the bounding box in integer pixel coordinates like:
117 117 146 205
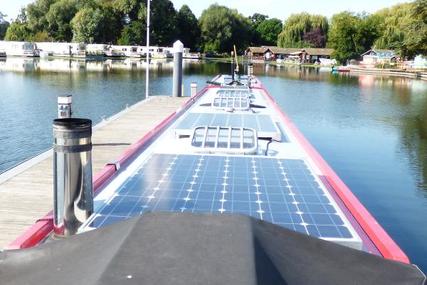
7 86 210 250
257 82 409 263
93 165 117 193
6 213 53 250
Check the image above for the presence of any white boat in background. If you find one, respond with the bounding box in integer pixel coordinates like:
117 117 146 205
319 58 337 66
105 48 126 58
0 41 38 57
184 52 202 60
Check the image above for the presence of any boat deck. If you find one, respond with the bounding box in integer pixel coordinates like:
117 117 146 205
0 96 187 249
81 76 365 250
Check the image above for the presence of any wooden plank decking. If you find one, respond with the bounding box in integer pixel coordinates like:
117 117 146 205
0 96 187 249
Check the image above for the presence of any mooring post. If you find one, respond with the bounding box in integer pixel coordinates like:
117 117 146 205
172 40 183 97
57 95 72 118
248 63 254 76
190 82 197 97
53 118 93 237
231 51 235 81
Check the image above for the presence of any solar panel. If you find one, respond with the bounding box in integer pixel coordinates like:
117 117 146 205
175 113 279 139
191 126 257 154
87 154 360 248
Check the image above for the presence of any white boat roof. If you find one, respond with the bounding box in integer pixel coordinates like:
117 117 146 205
80 75 363 250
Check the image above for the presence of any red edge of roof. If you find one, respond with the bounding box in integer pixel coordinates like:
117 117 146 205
253 82 409 264
5 79 217 250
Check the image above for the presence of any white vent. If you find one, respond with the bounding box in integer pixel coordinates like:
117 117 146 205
191 126 257 154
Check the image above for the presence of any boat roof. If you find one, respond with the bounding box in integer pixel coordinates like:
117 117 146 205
80 75 367 251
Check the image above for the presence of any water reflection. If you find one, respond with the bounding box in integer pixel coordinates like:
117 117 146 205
0 57 180 73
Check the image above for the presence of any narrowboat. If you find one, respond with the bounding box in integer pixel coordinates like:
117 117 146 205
1 73 425 285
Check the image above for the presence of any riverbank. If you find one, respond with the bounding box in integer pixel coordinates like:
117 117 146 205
349 66 427 81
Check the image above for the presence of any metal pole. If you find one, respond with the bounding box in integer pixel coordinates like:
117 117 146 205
57 95 72 118
231 51 235 82
145 0 150 99
53 118 93 237
172 40 183 97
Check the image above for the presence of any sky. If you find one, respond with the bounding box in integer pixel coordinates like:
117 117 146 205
1 0 407 22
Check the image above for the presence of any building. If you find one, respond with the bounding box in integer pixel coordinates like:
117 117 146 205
361 49 396 67
245 47 268 61
245 46 334 63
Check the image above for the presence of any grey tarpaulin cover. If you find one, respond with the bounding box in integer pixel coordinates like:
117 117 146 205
0 213 425 285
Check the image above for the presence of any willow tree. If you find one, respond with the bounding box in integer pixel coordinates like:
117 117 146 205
277 13 328 48
374 3 413 56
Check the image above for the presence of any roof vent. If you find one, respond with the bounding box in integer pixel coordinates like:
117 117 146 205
212 97 250 111
191 126 257 154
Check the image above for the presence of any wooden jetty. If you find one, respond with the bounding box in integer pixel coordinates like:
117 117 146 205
0 96 187 249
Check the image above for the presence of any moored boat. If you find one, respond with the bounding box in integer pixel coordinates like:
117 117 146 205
1 73 425 284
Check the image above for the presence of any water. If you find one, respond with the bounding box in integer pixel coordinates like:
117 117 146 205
0 58 426 272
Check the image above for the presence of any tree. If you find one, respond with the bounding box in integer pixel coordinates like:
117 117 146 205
71 7 103 43
328 12 361 63
115 0 177 46
256 18 282 46
25 0 56 36
4 22 31 41
118 21 145 45
199 4 251 53
150 0 178 46
176 5 200 51
72 3 122 43
404 0 427 57
278 13 328 48
374 3 412 56
0 12 10 40
46 0 79 42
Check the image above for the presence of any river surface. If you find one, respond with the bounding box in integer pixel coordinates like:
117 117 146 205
0 58 426 272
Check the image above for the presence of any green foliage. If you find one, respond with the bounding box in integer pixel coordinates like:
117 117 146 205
71 7 103 43
373 1 426 58
5 22 31 41
72 3 122 43
249 13 282 46
256 18 282 46
150 0 178 46
328 12 381 63
1 0 425 59
26 0 56 33
405 0 427 57
118 21 145 45
33 31 51 41
199 4 251 53
278 13 328 48
46 0 78 41
176 5 200 51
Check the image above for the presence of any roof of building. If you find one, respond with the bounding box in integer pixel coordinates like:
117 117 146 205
246 47 268 54
361 49 396 58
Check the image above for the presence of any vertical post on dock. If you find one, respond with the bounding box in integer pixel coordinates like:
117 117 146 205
58 95 72 118
190 82 197 97
145 0 150 98
53 118 93 237
248 63 253 77
172 40 183 97
231 51 235 82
